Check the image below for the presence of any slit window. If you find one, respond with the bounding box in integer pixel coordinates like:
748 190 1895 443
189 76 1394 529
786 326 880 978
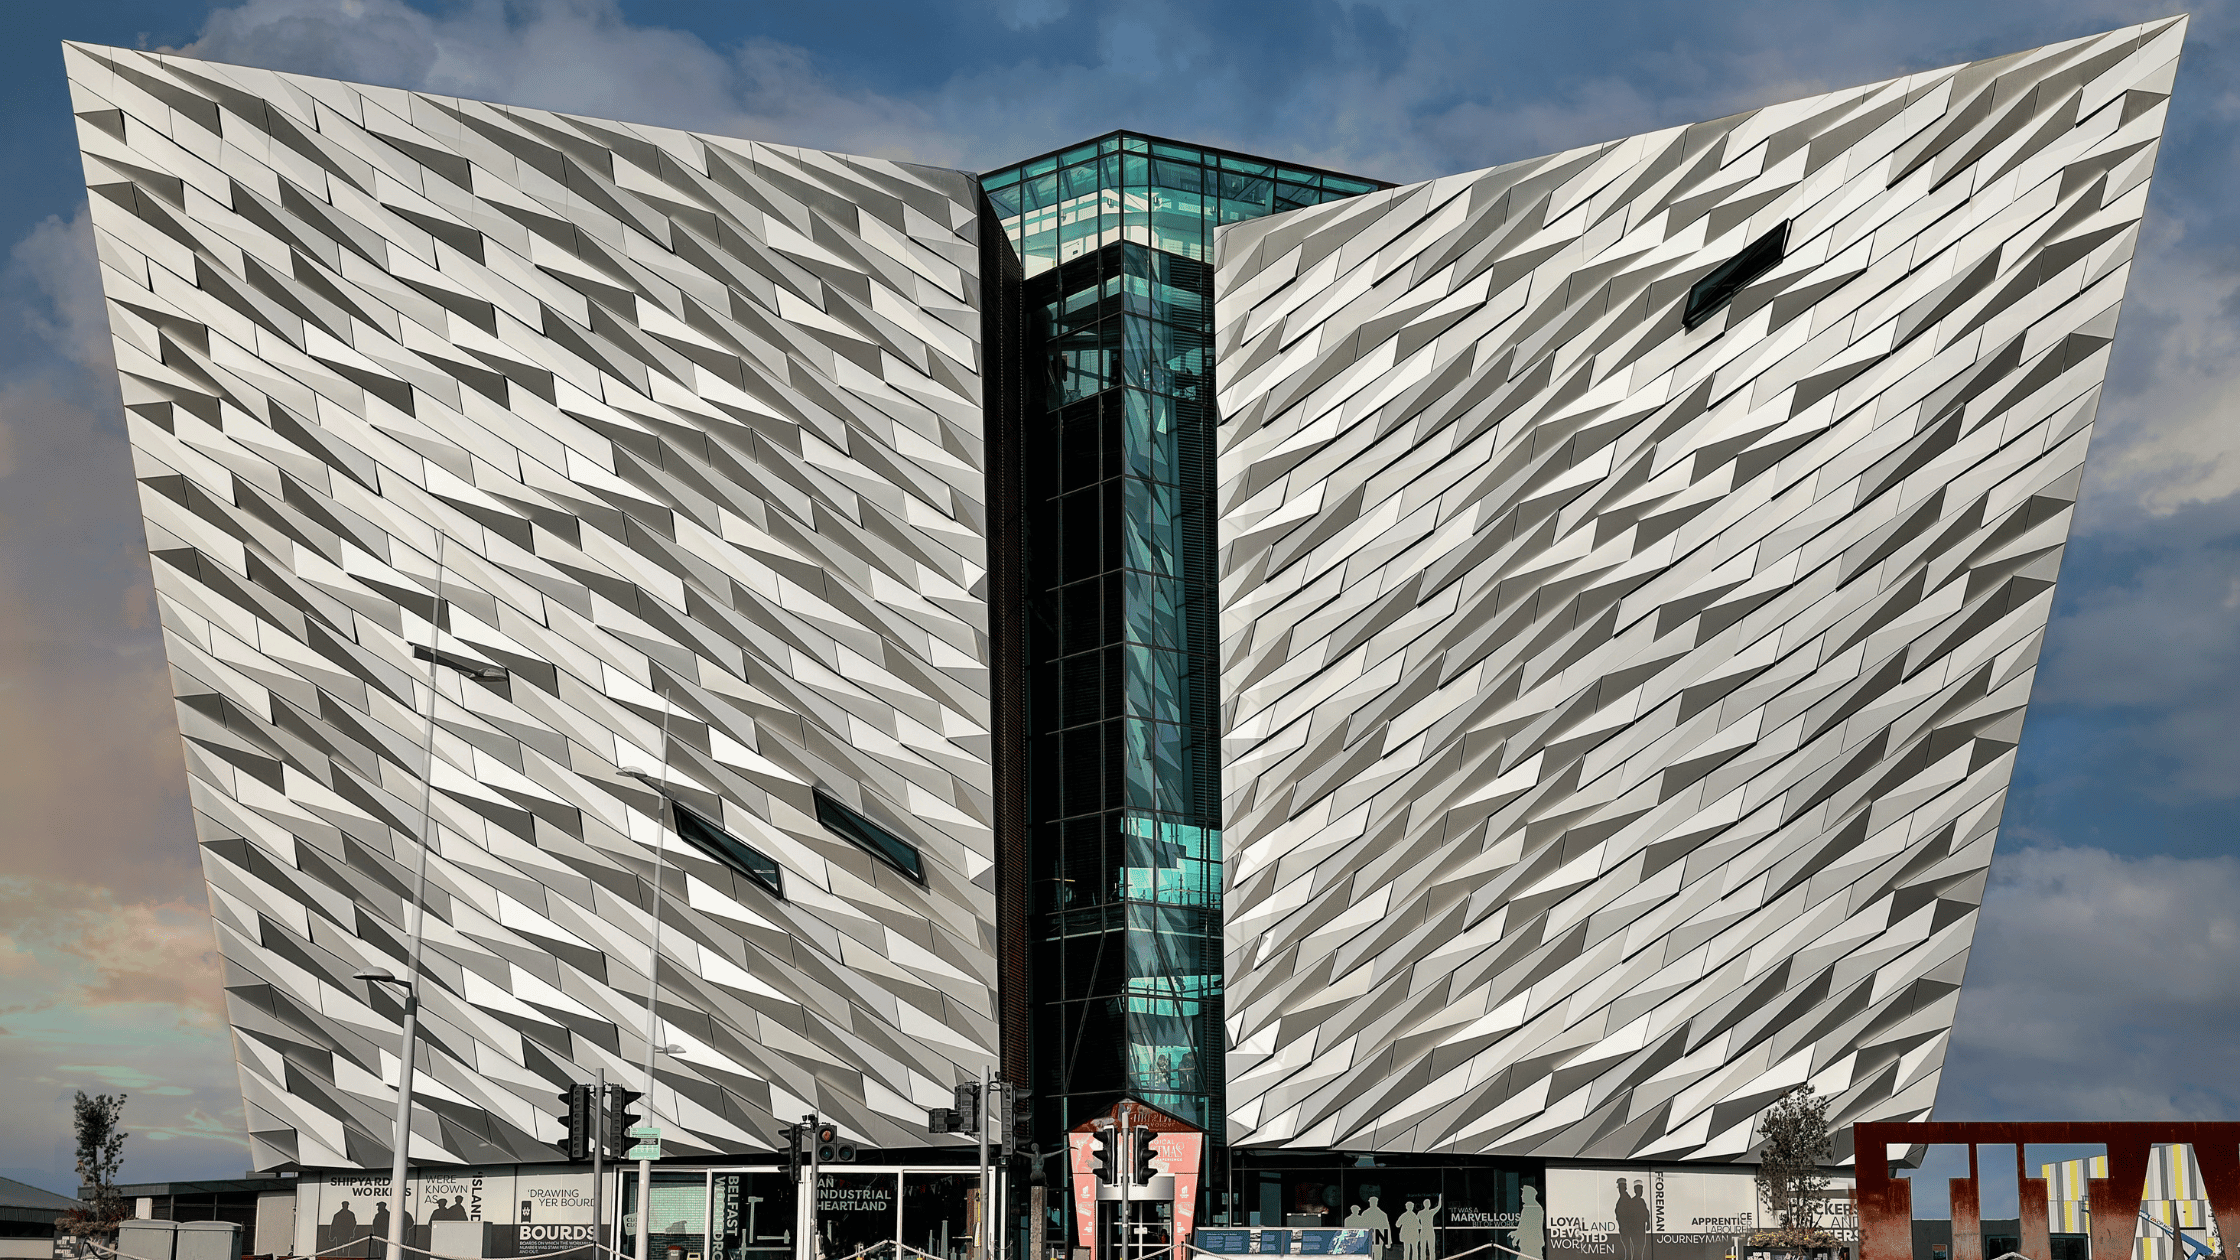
1685 220 1790 329
413 644 507 682
814 791 926 883
672 802 784 899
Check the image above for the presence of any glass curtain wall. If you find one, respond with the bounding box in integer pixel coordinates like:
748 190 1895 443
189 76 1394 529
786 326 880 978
617 1169 973 1260
980 134 1380 1145
1221 1155 1542 1254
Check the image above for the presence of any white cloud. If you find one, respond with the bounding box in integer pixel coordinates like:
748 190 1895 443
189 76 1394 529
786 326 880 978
179 0 970 164
2077 215 2240 524
10 206 111 376
0 880 239 1193
1943 845 2240 1119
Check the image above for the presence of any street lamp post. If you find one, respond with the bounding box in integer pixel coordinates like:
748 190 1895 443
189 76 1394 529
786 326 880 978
592 1066 606 1260
381 532 449 1260
633 691 680 1260
354 533 512 1260
1118 1107 1132 1260
978 1069 993 1260
1091 1119 1117 1260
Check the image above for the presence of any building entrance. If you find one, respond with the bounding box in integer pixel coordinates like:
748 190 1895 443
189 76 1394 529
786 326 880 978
1066 1100 1204 1260
1097 1198 1174 1260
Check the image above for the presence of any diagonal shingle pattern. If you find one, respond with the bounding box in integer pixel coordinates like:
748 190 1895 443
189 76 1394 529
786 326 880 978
67 42 1000 1169
1212 19 2182 1161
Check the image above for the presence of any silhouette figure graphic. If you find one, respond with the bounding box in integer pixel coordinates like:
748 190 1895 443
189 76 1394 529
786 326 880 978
1358 1196 1393 1260
1516 1187 1545 1260
1398 1196 1441 1260
1614 1180 1648 1260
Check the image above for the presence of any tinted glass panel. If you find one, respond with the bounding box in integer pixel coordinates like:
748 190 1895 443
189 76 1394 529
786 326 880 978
1685 220 1790 328
814 791 926 883
713 1172 796 1260
673 803 783 898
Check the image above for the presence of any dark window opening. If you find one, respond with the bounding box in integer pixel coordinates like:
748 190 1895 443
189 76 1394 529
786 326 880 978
1685 220 1790 329
672 802 783 898
814 791 926 883
413 643 507 681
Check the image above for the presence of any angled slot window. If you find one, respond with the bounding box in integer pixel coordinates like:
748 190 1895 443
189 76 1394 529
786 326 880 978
672 802 784 899
413 644 507 682
1685 220 1790 329
814 791 926 884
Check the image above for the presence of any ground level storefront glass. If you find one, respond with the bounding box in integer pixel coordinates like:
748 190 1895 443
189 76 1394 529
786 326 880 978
1216 1158 1540 1259
620 1169 978 1260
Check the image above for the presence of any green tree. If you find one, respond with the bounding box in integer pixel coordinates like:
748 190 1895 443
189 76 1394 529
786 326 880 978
1754 1085 1833 1243
58 1091 129 1242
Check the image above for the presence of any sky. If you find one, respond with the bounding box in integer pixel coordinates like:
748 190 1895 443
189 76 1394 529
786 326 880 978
2 0 2238 1199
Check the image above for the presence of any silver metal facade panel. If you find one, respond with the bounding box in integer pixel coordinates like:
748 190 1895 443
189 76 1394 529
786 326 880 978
1213 20 2182 1159
67 44 999 1168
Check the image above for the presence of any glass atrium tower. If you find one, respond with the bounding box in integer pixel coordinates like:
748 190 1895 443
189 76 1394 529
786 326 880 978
979 136 1381 1140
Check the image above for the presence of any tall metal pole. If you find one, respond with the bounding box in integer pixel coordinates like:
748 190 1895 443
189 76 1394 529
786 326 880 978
1117 1106 1131 1260
978 1069 991 1260
992 1090 1005 1260
798 1113 820 1260
635 690 677 1260
592 1067 606 1260
1028 1144 1046 1260
994 1100 1008 1260
386 531 448 1260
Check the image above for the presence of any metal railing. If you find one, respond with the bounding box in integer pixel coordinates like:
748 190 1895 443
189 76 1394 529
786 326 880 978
1186 1242 1523 1260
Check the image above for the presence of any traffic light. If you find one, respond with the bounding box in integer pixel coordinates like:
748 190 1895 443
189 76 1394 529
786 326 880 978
1088 1129 1116 1186
816 1122 857 1163
927 1107 957 1135
1000 1087 1031 1155
1130 1129 1156 1185
557 1084 593 1161
604 1086 643 1156
784 1118 820 1182
953 1082 980 1136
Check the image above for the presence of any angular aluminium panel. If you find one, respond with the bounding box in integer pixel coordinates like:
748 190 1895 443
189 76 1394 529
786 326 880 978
1214 20 2182 1159
66 44 1000 1167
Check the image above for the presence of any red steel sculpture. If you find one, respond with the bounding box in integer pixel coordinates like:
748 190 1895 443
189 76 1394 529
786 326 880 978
1854 1124 2240 1260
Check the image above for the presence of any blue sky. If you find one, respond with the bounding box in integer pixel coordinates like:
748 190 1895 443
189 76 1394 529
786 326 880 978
2 0 2237 1196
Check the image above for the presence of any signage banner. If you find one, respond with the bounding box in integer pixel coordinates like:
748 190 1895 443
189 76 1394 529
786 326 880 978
298 1168 598 1259
509 1170 591 1257
1154 1132 1205 1260
1069 1132 1099 1250
302 1172 397 1258
817 1175 897 1218
1196 1230 1372 1255
422 1169 508 1225
1545 1167 1758 1260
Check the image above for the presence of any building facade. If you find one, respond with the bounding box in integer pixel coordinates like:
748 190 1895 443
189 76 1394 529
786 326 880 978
1213 19 2185 1161
65 13 2183 1259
